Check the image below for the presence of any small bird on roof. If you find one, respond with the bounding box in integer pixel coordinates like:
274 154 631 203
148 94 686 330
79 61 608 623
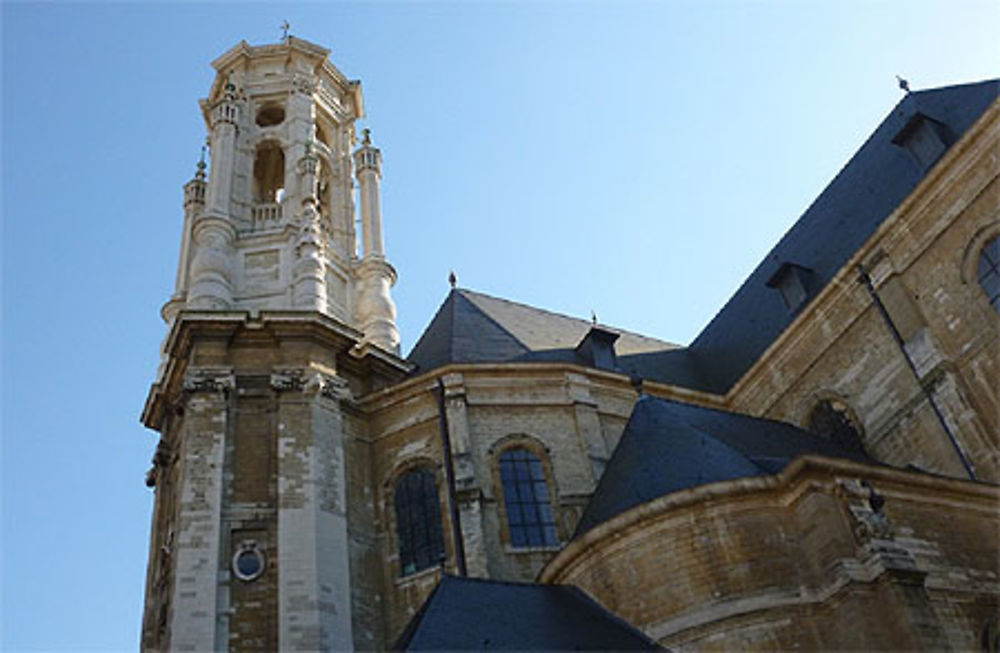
448 271 457 288
896 75 910 94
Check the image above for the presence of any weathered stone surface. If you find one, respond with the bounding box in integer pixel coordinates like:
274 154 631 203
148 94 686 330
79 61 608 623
141 36 1000 653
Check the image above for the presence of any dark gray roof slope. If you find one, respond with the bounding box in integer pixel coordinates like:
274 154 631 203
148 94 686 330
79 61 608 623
688 79 999 393
407 288 680 376
574 396 874 537
395 575 661 651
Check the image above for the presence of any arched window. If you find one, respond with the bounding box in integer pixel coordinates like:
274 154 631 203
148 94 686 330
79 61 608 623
394 468 445 576
809 399 866 455
976 235 1000 314
252 140 285 203
499 448 558 548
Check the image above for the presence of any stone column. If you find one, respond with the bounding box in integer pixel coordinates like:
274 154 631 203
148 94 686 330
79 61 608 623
355 259 400 353
353 130 384 259
187 215 235 310
292 147 328 313
205 79 239 217
352 130 400 353
272 369 353 652
168 369 233 651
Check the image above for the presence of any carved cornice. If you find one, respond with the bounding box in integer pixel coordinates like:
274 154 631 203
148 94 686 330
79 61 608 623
183 368 235 393
142 311 386 430
270 368 352 402
291 73 318 96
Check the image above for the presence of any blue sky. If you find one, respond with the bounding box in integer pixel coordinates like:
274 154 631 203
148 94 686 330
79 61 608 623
2 2 997 649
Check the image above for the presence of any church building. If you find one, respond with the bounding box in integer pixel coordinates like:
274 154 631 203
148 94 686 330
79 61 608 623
140 36 1000 651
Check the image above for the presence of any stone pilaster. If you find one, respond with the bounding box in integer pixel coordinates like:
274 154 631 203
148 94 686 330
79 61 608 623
566 372 609 481
168 369 234 651
441 373 489 578
927 370 993 480
272 369 353 651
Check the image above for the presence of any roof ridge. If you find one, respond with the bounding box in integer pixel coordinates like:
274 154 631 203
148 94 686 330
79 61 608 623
908 77 1000 96
458 287 676 346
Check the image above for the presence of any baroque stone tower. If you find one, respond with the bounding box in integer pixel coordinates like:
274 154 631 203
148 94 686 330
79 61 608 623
140 37 408 651
162 37 399 351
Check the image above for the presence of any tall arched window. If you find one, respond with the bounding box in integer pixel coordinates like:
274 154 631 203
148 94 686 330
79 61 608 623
976 235 1000 314
394 468 444 576
252 140 285 203
499 448 558 548
809 399 866 455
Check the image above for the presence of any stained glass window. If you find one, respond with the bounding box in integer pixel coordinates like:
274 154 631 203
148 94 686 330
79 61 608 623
394 468 445 576
499 448 558 548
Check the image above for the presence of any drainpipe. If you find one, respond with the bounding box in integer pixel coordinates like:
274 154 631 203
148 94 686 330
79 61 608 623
856 264 976 480
436 377 467 576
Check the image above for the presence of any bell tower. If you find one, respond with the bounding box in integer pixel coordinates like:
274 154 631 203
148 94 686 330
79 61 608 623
141 37 409 652
161 36 400 352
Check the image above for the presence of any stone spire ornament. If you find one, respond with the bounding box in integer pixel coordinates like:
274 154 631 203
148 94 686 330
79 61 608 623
354 128 401 352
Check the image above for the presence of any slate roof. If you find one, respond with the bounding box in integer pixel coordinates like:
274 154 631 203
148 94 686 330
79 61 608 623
574 396 875 537
407 80 998 394
394 574 662 651
687 79 1000 393
407 287 681 376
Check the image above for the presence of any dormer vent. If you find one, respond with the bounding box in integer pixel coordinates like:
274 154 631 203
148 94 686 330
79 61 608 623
575 326 620 371
891 112 951 171
766 262 813 312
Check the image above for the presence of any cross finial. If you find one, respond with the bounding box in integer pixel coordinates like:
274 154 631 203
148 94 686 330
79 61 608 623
591 310 598 325
281 21 291 43
896 75 910 94
448 271 457 289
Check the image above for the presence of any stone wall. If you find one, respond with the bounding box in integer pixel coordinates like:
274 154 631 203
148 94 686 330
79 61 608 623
362 364 721 643
140 313 408 652
728 99 1000 482
540 457 1000 650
